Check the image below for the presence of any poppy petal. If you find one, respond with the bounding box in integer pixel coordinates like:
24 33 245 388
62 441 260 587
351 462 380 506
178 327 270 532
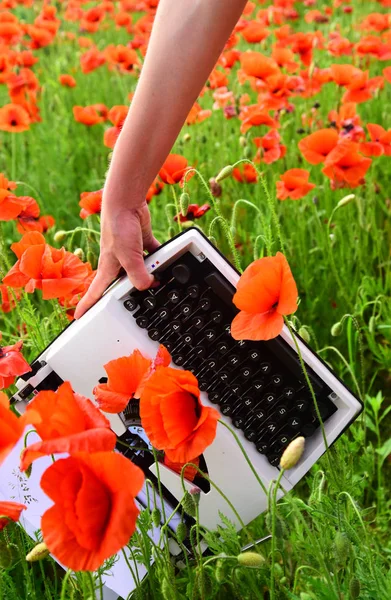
231 309 284 341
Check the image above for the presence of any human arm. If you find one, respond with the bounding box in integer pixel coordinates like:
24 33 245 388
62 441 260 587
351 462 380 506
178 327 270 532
75 0 248 318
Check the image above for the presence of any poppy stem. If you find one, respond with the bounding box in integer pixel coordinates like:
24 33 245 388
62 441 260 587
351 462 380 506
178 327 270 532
59 569 72 600
171 186 182 234
180 464 256 547
269 468 285 600
183 168 243 272
11 132 16 182
218 420 268 496
121 548 140 588
284 318 339 484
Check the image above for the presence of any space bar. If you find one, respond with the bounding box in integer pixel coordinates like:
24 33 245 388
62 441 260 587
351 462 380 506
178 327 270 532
204 272 236 306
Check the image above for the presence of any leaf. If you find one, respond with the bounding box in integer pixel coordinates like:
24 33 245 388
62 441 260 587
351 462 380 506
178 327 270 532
375 438 391 466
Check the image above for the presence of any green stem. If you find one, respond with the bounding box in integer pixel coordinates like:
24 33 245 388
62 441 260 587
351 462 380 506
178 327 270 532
269 469 284 600
60 569 72 600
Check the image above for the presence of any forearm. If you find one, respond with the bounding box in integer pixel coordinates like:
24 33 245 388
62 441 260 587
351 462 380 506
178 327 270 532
105 0 247 203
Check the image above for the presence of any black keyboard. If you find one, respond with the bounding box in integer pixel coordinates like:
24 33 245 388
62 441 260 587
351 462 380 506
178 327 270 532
123 252 337 468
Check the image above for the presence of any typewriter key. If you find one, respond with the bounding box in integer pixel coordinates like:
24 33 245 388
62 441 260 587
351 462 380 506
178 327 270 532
168 290 181 304
187 284 200 298
124 297 138 311
136 316 149 329
143 296 157 310
272 374 283 386
172 263 191 284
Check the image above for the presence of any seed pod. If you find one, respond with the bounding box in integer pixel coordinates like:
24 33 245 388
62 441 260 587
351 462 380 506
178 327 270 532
331 321 343 337
181 491 196 517
298 326 311 343
215 165 233 183
53 230 67 244
334 531 350 565
73 248 85 261
26 542 50 563
179 192 190 216
237 551 265 568
176 522 188 543
280 437 305 470
151 508 161 528
349 577 361 599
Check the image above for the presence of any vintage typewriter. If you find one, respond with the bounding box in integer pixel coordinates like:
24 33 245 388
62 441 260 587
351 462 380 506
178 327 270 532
9 227 362 593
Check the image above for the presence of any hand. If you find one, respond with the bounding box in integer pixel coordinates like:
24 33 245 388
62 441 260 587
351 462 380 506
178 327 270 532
74 199 160 319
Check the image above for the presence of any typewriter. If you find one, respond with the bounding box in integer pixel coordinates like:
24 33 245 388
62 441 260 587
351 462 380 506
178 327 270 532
8 227 362 595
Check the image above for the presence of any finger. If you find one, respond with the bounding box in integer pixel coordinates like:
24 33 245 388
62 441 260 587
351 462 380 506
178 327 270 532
118 246 155 291
144 234 161 254
74 264 118 319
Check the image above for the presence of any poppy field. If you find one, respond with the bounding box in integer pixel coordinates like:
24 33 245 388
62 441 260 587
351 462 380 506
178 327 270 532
1 0 391 598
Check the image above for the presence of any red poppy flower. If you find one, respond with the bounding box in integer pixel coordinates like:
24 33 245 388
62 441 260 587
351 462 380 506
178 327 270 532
384 66 391 84
0 174 16 191
140 367 220 464
0 190 26 221
342 71 384 104
186 102 212 125
20 381 117 471
231 252 298 341
254 130 286 164
0 103 30 132
79 189 102 219
330 64 362 86
159 154 193 185
0 334 31 390
359 123 391 157
232 163 258 183
73 106 103 126
41 452 144 571
276 169 315 200
298 129 339 164
0 285 19 313
3 231 90 300
174 203 211 223
0 391 37 465
241 22 269 44
0 501 25 531
80 47 106 74
146 177 164 203
94 345 171 414
59 74 76 87
240 51 280 81
239 104 278 134
163 454 200 482
322 141 372 187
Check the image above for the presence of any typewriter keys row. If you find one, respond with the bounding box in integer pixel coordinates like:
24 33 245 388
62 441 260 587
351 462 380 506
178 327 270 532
123 252 337 467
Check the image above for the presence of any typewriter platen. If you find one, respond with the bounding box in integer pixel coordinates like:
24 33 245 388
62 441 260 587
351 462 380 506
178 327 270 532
12 228 362 532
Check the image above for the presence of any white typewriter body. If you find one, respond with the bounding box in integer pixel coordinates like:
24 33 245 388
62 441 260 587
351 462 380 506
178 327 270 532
4 228 362 596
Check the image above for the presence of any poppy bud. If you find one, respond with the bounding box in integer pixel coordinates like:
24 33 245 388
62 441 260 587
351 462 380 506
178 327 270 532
165 204 176 221
300 594 313 600
239 136 247 147
179 192 190 216
53 230 67 243
151 508 161 528
183 133 191 143
280 576 287 585
209 177 222 198
298 326 311 343
349 577 361 599
331 321 343 337
244 147 253 159
73 248 85 261
161 577 175 600
176 522 188 543
215 165 233 183
237 552 265 568
26 542 49 563
334 531 350 565
215 557 229 583
337 194 355 208
195 566 214 596
369 316 376 334
280 437 305 470
181 491 197 517
168 226 176 238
